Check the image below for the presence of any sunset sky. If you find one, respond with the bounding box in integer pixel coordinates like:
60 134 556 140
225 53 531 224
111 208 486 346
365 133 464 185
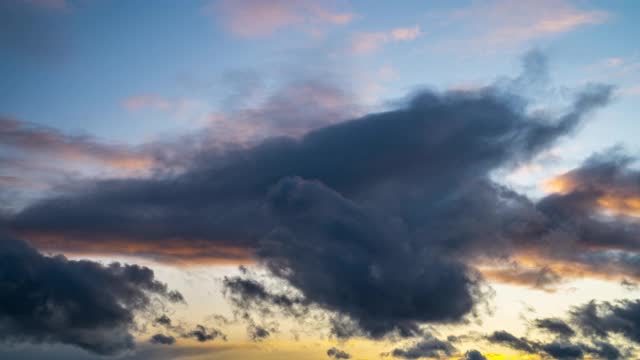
1 1 640 359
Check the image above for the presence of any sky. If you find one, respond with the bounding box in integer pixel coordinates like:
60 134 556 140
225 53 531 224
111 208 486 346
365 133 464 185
1 0 640 359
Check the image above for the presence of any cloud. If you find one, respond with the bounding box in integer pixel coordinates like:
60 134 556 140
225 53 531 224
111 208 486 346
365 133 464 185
154 314 173 327
389 334 456 359
327 347 351 359
0 235 183 355
461 350 486 360
150 314 227 346
540 341 584 359
480 261 563 291
5 53 619 338
149 334 175 345
486 327 623 359
123 94 173 112
572 299 640 344
487 330 537 353
211 79 360 140
435 0 608 51
261 176 486 338
0 117 154 171
517 149 640 284
247 325 271 342
351 26 422 54
210 0 354 38
0 342 230 360
184 325 226 343
534 318 576 337
543 149 640 217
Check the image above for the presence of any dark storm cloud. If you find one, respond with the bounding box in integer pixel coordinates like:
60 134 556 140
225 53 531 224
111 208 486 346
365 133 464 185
184 324 226 342
534 318 575 337
8 57 611 256
0 235 183 355
571 299 640 343
586 341 623 360
540 341 584 359
150 314 227 345
6 52 616 337
0 342 225 360
389 334 456 359
223 275 307 317
486 327 623 360
327 347 351 359
149 334 175 345
461 350 486 360
154 315 173 327
486 330 537 353
260 176 484 338
247 325 271 341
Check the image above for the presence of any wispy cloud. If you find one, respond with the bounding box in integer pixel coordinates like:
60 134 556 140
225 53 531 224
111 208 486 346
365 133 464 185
351 25 422 54
0 117 153 170
0 116 155 210
209 0 355 38
434 0 608 51
123 94 173 111
620 84 640 97
205 78 361 143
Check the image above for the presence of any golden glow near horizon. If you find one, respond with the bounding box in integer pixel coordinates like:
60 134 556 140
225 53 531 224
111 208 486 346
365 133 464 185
75 254 636 360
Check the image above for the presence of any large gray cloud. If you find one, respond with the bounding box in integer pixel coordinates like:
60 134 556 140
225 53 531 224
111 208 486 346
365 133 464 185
4 52 616 338
0 235 183 355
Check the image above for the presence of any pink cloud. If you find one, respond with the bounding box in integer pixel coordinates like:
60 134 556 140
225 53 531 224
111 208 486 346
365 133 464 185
620 85 640 97
204 79 360 144
122 94 173 112
451 0 608 48
210 0 354 38
0 117 155 172
351 26 423 54
390 25 421 41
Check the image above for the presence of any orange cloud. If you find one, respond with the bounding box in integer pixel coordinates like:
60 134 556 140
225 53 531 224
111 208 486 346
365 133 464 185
21 231 254 266
542 174 575 194
543 169 640 218
0 117 156 175
598 195 640 217
479 261 562 292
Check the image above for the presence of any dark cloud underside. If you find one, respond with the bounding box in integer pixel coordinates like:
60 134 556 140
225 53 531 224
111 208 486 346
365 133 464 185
0 235 182 355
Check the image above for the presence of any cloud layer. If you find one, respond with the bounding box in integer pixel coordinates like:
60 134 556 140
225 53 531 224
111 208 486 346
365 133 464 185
6 54 619 341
